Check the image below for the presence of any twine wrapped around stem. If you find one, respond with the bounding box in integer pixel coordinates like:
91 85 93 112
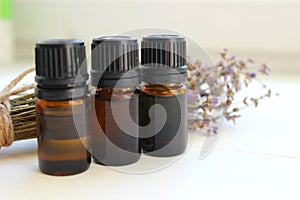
0 67 36 148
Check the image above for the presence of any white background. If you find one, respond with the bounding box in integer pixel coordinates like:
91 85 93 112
9 0 300 75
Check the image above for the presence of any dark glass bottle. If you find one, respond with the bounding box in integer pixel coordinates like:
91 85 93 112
139 35 188 157
35 39 91 176
90 36 141 166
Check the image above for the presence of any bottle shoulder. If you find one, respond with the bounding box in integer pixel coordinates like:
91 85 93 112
36 97 89 113
92 87 137 101
139 83 186 96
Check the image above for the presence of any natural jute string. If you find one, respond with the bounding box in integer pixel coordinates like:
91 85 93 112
0 67 35 147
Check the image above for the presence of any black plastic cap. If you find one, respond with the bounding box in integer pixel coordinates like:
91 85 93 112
141 35 187 84
35 39 88 100
141 35 186 68
91 36 140 88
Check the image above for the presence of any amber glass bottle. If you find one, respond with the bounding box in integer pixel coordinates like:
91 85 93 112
90 36 140 166
139 35 188 157
35 39 91 176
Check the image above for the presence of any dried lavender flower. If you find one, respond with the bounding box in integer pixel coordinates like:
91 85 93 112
187 49 273 134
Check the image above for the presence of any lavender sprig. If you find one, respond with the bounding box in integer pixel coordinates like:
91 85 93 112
187 49 273 134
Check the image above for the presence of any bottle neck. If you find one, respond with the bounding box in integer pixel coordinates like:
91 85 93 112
91 70 140 89
36 84 88 101
140 65 187 84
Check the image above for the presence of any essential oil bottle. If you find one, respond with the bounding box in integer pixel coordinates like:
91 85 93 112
35 39 91 176
90 36 141 166
139 35 188 157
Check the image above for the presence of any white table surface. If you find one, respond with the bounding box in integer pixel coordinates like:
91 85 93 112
0 65 299 200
